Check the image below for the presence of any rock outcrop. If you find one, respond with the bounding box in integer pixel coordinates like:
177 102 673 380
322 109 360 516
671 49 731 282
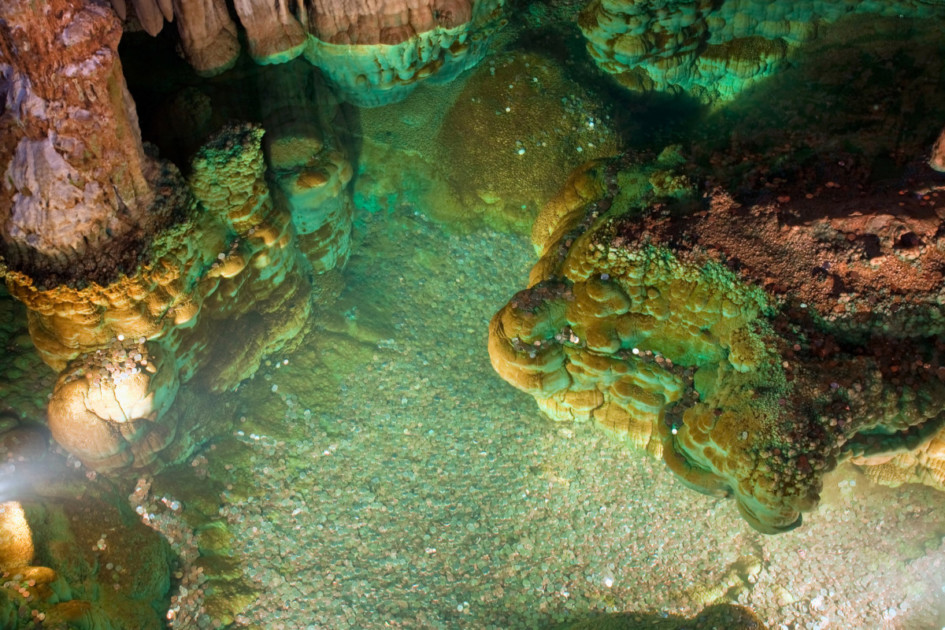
114 0 506 104
303 0 505 105
1 1 348 473
260 60 354 272
0 0 175 286
0 496 173 629
5 125 313 472
490 148 945 533
579 0 945 103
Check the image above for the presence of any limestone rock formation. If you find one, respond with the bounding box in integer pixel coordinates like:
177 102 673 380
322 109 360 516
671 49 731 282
4 125 313 472
353 49 617 235
434 50 618 232
1 1 331 473
931 126 945 173
0 292 56 422
44 339 180 471
854 430 945 491
303 0 506 105
259 59 354 272
0 0 175 286
234 0 308 64
114 0 506 105
489 150 945 533
171 0 241 75
579 0 945 103
0 496 173 629
110 0 240 75
183 124 313 392
0 502 33 572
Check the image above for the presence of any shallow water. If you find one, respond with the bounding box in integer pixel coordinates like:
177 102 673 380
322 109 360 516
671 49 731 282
3 192 944 628
4 4 945 630
196 198 945 629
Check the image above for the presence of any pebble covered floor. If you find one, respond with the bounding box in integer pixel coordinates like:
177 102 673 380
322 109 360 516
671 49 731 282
209 204 945 630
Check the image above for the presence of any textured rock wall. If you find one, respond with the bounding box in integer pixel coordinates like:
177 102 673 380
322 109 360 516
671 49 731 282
112 0 505 104
171 0 241 75
303 0 505 105
259 60 354 272
5 125 313 472
0 2 352 473
0 496 173 629
931 127 945 173
580 0 945 103
234 0 308 64
490 150 945 533
0 0 175 286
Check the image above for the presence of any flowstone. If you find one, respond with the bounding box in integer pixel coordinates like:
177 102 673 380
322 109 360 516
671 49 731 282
490 151 945 533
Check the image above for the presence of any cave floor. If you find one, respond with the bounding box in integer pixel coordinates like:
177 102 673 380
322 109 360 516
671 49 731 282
206 199 945 630
6 13 945 627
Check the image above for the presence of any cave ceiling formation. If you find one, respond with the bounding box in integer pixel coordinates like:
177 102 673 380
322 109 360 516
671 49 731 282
112 0 506 106
580 0 945 104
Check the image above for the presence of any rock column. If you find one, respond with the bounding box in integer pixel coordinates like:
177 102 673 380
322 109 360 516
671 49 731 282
0 0 178 287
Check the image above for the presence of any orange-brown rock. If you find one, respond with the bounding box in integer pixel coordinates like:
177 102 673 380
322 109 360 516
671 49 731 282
126 0 173 36
45 339 179 471
0 0 176 285
114 0 240 75
307 0 474 45
434 51 618 233
171 0 241 75
854 427 945 490
490 150 945 534
1 496 173 629
233 0 307 64
114 0 506 104
931 126 945 173
182 124 313 392
303 0 505 105
0 502 33 571
4 125 314 472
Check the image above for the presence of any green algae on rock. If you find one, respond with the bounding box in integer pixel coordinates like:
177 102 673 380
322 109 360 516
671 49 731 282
1 495 174 630
490 152 945 534
5 124 315 473
579 0 945 103
259 59 355 274
114 0 507 105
